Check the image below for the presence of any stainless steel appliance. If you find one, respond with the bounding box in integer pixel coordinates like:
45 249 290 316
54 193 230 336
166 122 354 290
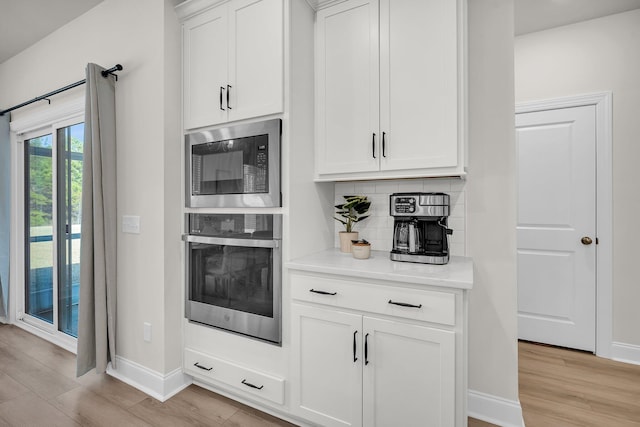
184 213 282 344
390 193 453 265
186 119 281 208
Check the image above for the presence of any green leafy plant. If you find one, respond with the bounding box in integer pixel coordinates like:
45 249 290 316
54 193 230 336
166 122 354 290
334 195 371 233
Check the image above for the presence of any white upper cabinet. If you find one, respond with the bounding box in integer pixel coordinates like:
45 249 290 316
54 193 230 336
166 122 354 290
181 0 284 130
315 0 380 176
183 6 228 130
315 0 465 181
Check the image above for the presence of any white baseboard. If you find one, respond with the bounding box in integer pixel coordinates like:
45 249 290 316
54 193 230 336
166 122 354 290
611 341 640 366
107 355 192 402
468 390 525 427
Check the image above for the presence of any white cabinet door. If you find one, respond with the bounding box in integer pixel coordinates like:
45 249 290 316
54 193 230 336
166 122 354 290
183 6 228 129
315 0 380 175
291 304 363 427
379 0 459 172
315 0 464 180
228 0 284 122
362 316 455 427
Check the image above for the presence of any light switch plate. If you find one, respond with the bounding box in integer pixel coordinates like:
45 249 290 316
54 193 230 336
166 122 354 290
122 215 140 234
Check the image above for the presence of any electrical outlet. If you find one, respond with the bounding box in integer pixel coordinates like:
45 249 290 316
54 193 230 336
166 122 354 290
143 322 152 342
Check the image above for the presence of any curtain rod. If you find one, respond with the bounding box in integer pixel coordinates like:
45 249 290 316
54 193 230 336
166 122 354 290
0 64 123 116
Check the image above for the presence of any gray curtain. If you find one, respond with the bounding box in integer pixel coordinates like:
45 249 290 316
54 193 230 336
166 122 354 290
77 63 117 376
0 113 10 322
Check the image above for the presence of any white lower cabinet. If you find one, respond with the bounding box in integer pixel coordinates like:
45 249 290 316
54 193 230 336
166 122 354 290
292 304 363 426
184 347 285 405
292 301 456 427
363 317 455 427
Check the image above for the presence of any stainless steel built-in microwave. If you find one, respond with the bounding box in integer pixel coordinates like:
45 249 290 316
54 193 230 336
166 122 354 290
186 119 281 208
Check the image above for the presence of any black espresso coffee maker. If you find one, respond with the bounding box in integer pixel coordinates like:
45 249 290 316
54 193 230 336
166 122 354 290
390 192 453 265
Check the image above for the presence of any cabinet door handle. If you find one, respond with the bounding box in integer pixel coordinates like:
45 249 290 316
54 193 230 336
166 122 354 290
241 379 264 390
372 133 376 159
382 132 387 157
388 299 422 309
194 362 213 371
219 87 225 111
309 289 337 296
364 333 369 365
227 84 232 110
353 331 358 363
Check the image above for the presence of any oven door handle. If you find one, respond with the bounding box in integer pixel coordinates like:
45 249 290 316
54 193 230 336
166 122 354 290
183 234 280 249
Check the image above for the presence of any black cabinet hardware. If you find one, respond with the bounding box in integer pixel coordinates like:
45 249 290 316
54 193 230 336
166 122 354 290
227 84 232 109
388 300 422 309
194 362 212 371
309 289 337 296
364 333 369 365
219 87 225 111
382 132 386 157
372 133 376 158
353 331 358 362
241 379 263 390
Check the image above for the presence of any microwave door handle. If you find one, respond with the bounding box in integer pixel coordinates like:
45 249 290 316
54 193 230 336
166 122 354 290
183 235 279 249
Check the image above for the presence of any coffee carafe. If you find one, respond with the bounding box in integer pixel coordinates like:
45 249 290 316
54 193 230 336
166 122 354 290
390 193 452 265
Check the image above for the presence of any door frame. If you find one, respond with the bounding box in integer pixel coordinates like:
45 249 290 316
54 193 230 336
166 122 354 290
516 91 612 358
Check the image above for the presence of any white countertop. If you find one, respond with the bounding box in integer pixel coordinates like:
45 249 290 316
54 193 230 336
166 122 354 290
286 248 473 290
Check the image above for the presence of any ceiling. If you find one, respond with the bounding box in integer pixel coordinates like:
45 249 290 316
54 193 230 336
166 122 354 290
515 0 640 35
1 0 640 64
0 0 104 64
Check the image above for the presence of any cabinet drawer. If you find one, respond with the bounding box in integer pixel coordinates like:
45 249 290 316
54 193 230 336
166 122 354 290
184 348 285 404
291 275 456 326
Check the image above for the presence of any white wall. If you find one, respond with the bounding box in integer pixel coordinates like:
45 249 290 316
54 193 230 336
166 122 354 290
515 9 640 348
0 0 182 375
467 0 519 403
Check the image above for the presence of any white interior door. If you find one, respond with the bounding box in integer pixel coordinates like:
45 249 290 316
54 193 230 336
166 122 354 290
516 105 596 352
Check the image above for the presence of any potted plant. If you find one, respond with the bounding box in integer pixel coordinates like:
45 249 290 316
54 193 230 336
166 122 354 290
335 195 371 253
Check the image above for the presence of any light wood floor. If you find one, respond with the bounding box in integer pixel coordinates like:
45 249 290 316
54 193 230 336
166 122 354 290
2 324 639 426
519 340 640 426
0 324 296 426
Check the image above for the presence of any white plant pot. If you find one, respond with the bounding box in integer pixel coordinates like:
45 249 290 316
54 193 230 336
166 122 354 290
351 243 371 259
339 231 358 253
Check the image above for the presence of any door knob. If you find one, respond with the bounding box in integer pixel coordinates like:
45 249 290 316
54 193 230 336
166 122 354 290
581 236 593 245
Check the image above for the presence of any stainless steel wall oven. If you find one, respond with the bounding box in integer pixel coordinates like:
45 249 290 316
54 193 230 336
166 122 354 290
186 119 281 208
184 213 282 344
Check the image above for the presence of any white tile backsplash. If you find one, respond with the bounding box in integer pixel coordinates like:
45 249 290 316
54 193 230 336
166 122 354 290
334 178 466 256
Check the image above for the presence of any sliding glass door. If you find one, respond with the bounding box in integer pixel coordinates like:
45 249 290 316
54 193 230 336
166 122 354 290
24 122 83 338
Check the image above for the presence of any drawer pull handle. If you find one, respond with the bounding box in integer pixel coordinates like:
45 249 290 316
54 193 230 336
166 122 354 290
388 300 422 309
309 289 337 296
194 362 213 371
364 333 370 366
353 331 358 363
241 379 264 390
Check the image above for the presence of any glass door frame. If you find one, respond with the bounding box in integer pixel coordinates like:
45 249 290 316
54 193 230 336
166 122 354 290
16 115 83 353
